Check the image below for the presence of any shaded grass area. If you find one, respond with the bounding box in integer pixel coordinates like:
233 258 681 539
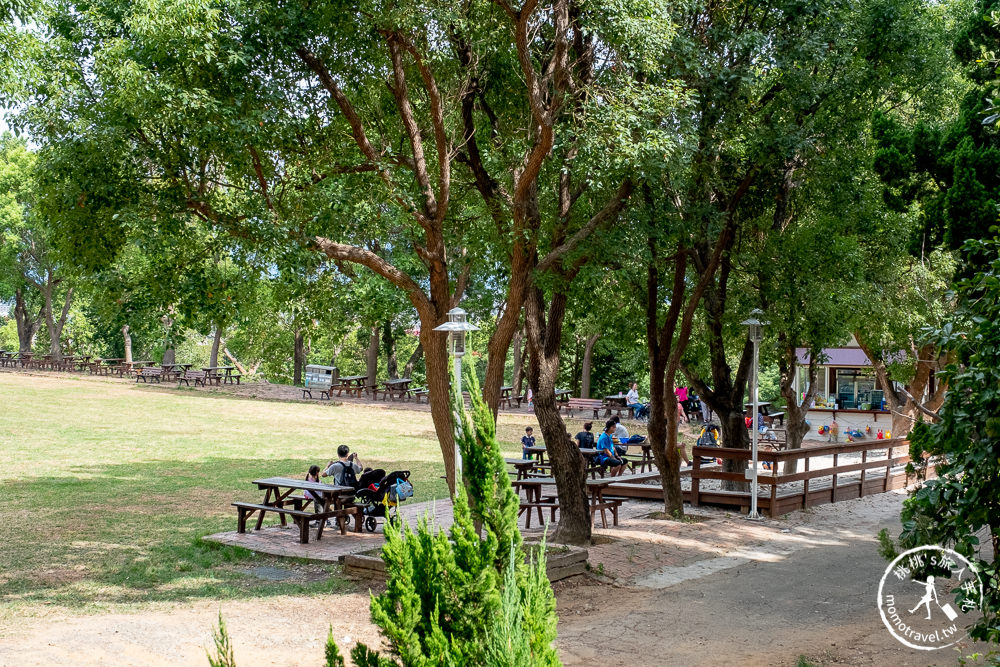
0 373 488 614
0 372 676 615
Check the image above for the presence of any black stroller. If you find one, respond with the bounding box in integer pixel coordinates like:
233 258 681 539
354 470 413 532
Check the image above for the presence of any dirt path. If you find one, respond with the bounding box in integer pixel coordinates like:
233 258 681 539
0 491 984 665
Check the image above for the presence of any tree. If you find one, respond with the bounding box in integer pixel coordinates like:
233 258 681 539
0 134 74 358
891 237 1000 649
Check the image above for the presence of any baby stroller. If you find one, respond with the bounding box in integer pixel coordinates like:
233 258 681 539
695 422 722 464
635 403 650 422
354 470 414 532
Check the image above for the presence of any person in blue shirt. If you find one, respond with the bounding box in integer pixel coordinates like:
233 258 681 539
595 420 627 476
521 426 536 460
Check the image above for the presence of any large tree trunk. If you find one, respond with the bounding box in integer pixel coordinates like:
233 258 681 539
682 340 752 491
122 325 133 363
383 320 399 380
365 325 380 392
483 265 529 417
511 327 526 398
209 327 223 368
42 278 72 361
161 314 176 366
581 333 599 399
421 325 457 493
48 287 73 359
777 342 820 474
293 327 305 385
402 343 423 379
13 287 44 355
525 288 591 545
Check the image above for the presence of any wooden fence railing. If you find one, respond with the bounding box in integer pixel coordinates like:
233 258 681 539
689 438 923 517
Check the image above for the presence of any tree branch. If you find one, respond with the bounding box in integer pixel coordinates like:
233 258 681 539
536 180 633 273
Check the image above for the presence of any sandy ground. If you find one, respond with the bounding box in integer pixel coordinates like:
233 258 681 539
0 489 987 666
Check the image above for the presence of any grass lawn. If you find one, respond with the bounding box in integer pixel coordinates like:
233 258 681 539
0 372 540 616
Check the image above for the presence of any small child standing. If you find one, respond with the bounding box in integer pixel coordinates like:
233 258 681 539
521 426 536 460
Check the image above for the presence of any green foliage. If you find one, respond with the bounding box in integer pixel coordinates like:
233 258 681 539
358 370 560 666
873 0 1000 271
206 613 237 667
325 626 346 667
894 237 1000 647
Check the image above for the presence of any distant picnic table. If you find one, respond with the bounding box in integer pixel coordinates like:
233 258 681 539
233 477 361 544
333 375 368 397
202 366 241 385
511 476 622 529
380 378 419 401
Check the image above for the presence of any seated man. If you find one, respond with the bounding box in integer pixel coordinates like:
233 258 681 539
322 445 363 488
575 422 596 449
596 421 627 476
612 415 645 445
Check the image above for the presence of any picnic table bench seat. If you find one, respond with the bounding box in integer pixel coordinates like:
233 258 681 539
232 501 363 543
135 367 162 383
519 501 560 528
409 387 427 403
178 370 208 387
302 387 332 400
561 398 605 419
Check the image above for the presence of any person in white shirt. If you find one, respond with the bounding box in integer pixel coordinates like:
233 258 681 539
625 382 644 418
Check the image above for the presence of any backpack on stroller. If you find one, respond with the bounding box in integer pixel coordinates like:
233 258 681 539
353 470 413 532
635 403 651 422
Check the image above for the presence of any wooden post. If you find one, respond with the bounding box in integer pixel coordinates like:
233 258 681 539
885 445 893 492
691 452 701 507
802 455 810 507
831 453 839 503
860 448 868 496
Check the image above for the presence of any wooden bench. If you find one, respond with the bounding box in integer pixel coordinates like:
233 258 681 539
379 385 412 401
232 502 316 543
412 388 429 403
135 367 162 383
226 373 242 385
561 398 605 419
590 497 623 528
519 501 560 528
178 370 207 387
302 387 332 400
332 383 364 398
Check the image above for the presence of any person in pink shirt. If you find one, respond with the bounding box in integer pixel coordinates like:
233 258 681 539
675 386 689 423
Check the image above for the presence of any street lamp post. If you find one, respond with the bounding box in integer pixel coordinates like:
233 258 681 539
741 309 767 520
433 307 479 487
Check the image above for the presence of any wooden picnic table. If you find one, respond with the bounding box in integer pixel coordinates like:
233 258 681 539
511 476 621 528
161 362 193 382
202 366 240 385
522 445 600 466
333 375 368 397
745 401 772 414
504 457 538 480
380 377 415 401
235 477 361 544
555 389 571 403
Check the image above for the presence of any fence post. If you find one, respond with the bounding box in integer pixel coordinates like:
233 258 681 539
803 455 810 508
831 453 839 503
860 448 868 496
691 450 701 507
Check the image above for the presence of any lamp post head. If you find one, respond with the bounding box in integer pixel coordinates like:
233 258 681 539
741 308 768 343
433 307 479 357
